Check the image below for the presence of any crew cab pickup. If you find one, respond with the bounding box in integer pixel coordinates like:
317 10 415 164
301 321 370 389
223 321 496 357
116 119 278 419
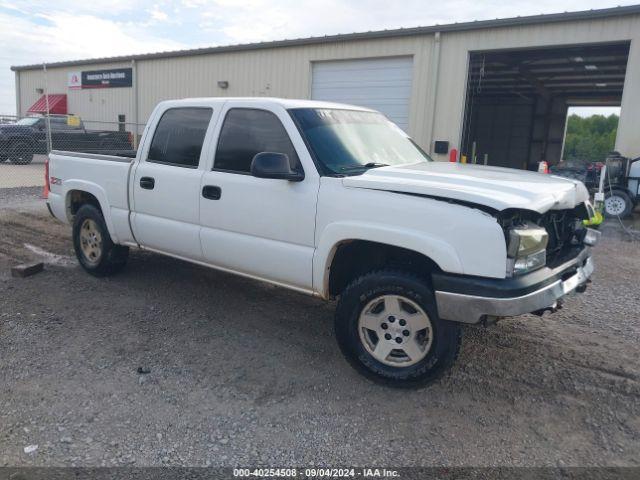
46 98 599 387
0 115 133 164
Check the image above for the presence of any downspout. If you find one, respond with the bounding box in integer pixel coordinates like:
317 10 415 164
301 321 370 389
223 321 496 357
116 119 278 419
427 31 441 155
43 63 52 153
132 59 139 149
15 71 21 118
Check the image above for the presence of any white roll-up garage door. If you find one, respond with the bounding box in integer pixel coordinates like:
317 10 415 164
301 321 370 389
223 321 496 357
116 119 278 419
311 57 413 131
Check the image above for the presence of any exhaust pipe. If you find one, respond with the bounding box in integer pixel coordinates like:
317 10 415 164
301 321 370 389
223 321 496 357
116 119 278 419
532 301 562 317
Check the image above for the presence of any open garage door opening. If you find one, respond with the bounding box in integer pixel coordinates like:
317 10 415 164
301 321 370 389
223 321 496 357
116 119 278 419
460 42 630 170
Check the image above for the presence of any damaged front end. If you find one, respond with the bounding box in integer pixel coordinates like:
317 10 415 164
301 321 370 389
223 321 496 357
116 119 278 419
497 201 599 271
433 201 600 325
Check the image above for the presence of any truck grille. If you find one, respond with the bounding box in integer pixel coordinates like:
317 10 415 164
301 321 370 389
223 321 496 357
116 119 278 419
498 207 586 268
538 209 581 266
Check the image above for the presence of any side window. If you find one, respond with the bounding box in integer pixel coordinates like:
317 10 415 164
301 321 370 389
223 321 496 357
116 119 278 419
147 107 213 168
214 108 300 174
50 117 71 131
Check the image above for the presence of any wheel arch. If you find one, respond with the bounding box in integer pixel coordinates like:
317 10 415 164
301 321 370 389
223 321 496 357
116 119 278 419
63 181 119 243
314 223 463 299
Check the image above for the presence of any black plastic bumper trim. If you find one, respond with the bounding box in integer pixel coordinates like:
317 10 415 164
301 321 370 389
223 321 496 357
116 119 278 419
432 247 591 299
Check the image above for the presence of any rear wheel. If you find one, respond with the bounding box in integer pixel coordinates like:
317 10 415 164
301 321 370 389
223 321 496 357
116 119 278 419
604 190 633 218
8 140 34 165
335 270 461 388
72 204 128 276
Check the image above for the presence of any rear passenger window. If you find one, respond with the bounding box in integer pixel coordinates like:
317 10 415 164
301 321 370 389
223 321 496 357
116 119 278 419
148 108 213 168
214 108 300 173
50 117 75 131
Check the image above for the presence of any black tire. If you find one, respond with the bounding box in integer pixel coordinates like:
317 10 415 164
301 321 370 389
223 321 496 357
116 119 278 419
8 140 34 165
604 189 634 218
72 204 129 277
335 270 461 388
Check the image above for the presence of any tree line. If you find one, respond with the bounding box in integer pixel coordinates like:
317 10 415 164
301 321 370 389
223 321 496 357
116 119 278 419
563 114 619 162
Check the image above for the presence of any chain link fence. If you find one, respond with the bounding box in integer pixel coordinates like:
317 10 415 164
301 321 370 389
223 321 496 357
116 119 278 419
0 114 143 190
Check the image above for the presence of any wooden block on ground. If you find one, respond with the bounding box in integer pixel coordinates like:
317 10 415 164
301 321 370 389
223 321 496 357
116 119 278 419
11 262 44 278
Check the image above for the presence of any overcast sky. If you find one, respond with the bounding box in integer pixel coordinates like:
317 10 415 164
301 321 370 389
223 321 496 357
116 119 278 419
1 0 632 115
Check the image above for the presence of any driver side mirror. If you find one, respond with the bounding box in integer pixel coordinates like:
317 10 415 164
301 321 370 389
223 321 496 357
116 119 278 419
250 152 304 182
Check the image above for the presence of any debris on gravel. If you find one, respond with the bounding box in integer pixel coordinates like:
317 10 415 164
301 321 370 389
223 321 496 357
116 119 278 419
11 262 44 278
23 445 38 455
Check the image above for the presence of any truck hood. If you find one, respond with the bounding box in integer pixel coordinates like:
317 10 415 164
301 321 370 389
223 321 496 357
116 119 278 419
342 162 589 213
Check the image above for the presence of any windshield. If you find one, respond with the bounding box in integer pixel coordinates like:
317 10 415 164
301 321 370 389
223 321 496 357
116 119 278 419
16 117 40 126
289 108 431 175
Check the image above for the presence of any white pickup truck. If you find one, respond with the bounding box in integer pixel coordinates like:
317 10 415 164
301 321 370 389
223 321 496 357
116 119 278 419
46 97 600 387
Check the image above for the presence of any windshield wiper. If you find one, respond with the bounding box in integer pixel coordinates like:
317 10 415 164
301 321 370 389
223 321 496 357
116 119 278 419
339 162 389 172
364 162 389 168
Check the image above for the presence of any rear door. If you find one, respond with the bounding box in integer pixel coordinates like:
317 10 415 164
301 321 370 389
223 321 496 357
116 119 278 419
199 102 319 291
131 105 218 260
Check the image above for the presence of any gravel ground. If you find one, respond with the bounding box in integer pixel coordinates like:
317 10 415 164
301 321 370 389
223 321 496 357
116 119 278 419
0 189 639 467
0 157 46 189
0 186 43 206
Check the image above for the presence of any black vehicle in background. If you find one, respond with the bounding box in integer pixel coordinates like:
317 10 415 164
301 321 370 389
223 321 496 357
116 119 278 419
550 159 603 190
551 153 640 218
0 115 133 164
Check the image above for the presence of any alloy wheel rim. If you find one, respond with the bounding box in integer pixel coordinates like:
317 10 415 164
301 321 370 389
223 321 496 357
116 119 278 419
358 294 433 367
79 219 103 265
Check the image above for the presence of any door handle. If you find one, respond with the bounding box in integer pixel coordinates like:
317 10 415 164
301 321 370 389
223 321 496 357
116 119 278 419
140 177 155 190
202 185 221 200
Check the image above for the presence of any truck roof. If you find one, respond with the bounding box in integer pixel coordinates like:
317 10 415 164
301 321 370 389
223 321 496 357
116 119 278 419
157 97 376 112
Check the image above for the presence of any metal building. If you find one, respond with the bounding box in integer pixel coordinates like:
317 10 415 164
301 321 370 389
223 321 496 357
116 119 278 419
11 4 640 167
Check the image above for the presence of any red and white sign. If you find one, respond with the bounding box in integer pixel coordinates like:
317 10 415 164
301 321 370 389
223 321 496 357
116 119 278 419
67 71 81 90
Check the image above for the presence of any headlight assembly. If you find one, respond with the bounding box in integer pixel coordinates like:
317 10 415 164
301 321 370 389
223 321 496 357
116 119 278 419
506 223 548 277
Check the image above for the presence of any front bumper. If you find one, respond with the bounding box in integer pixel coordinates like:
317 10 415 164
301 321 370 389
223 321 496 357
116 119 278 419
433 248 594 324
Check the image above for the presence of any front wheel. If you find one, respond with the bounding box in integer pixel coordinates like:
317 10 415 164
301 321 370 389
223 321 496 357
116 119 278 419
8 141 34 164
335 270 461 388
72 204 129 276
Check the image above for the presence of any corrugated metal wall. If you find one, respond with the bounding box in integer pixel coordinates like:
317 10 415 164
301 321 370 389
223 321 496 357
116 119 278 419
467 102 534 169
14 13 640 158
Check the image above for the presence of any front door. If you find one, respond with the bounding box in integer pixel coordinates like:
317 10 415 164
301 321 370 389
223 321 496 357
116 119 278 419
199 103 319 291
131 106 216 260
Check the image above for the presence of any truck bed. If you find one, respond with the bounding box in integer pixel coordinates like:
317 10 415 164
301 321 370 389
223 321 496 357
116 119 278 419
47 150 137 245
